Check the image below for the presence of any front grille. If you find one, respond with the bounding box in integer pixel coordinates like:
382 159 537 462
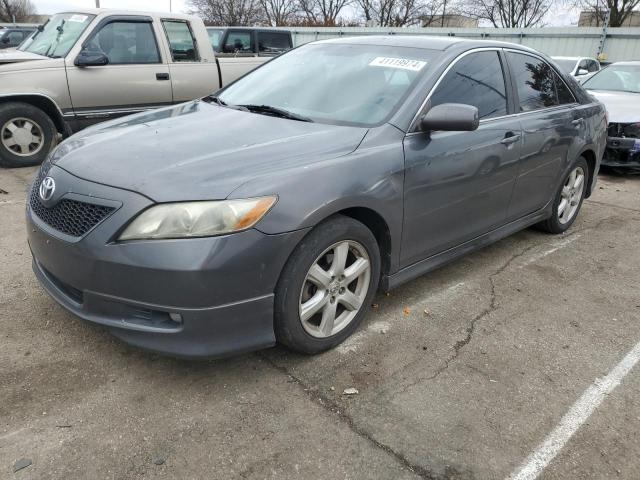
30 174 115 238
608 122 640 139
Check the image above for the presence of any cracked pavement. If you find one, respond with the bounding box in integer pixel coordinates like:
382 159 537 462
1 166 640 479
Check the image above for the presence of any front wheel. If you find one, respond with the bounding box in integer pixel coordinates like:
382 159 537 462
274 215 381 354
537 157 588 234
0 102 57 168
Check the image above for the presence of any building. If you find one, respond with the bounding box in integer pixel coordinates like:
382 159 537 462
579 10 640 26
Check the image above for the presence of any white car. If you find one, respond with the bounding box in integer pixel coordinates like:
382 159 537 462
552 56 601 83
583 62 640 171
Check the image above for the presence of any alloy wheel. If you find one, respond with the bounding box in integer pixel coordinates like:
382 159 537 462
1 117 45 157
299 240 371 338
558 166 585 225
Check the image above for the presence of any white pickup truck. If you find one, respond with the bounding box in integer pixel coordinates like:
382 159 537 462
0 9 260 167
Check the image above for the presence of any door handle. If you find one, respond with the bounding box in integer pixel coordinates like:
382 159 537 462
571 118 583 126
156 73 170 81
501 134 521 145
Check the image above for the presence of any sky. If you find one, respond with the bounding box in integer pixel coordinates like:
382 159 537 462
31 0 579 25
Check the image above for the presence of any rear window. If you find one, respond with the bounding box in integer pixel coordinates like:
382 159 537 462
257 31 291 55
508 52 573 112
162 20 199 62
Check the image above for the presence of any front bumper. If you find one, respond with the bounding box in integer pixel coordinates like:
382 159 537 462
27 165 308 358
602 136 640 168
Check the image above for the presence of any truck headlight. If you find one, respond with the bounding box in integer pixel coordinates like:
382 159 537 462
118 196 277 240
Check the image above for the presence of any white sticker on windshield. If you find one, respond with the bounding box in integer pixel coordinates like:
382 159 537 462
68 15 88 23
369 57 426 71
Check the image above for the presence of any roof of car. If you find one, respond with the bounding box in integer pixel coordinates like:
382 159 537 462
54 8 196 21
315 35 541 53
611 61 640 65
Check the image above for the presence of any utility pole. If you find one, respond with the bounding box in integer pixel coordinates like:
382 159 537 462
95 0 100 7
170 0 172 12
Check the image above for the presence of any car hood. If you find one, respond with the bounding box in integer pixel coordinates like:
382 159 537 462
53 101 369 202
0 49 47 64
587 90 640 123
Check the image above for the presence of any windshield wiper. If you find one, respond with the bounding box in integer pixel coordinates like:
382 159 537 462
205 95 249 111
238 104 313 122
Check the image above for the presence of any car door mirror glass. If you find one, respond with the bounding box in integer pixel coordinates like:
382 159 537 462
420 103 479 132
75 49 109 67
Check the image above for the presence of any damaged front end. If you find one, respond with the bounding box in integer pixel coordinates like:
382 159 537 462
604 122 640 170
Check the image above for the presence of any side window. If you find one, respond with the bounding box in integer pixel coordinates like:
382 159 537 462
207 28 223 52
162 20 199 62
257 32 291 55
507 52 558 112
8 31 25 46
430 51 507 120
222 30 253 54
553 71 576 105
86 21 160 64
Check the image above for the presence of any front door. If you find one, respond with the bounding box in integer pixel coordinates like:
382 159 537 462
65 17 172 123
402 50 521 266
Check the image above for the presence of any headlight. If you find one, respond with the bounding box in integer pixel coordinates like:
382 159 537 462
118 196 277 240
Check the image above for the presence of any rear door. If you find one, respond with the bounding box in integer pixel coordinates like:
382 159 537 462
505 51 579 220
401 49 521 265
161 18 218 102
65 15 172 123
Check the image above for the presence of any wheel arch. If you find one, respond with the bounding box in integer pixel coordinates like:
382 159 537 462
0 94 68 136
579 148 597 198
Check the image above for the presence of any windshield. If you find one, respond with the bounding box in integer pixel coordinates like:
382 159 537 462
583 64 640 93
19 13 95 58
553 59 577 73
218 43 437 127
207 28 224 52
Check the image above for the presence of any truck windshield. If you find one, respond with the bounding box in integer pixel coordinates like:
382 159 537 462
218 43 437 127
19 13 95 58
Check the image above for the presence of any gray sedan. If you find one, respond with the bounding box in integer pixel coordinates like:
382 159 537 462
27 37 606 358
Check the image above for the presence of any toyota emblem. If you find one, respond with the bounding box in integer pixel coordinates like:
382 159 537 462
39 177 56 202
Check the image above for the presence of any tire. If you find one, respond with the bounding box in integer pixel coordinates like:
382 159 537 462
0 102 57 168
274 215 381 354
537 157 589 234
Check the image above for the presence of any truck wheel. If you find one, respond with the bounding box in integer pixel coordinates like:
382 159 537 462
0 102 57 168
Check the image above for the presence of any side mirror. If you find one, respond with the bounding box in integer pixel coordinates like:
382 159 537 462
576 68 588 76
420 103 479 132
74 50 109 67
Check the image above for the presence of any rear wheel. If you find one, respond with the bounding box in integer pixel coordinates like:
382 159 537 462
537 157 588 234
0 102 57 168
274 215 380 354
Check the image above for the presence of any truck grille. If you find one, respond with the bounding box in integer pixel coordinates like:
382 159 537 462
30 173 115 238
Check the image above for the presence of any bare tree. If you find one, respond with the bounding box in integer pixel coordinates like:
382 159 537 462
298 0 352 25
463 0 549 27
188 0 264 25
576 0 640 26
355 0 447 27
0 0 36 22
260 0 299 25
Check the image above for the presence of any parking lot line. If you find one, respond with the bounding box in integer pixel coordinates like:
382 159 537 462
507 339 640 480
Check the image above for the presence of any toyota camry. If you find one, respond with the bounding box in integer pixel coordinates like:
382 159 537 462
27 36 607 358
